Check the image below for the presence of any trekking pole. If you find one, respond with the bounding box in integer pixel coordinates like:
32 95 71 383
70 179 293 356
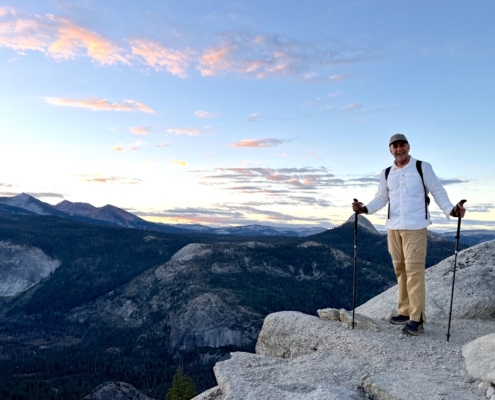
446 199 467 342
352 199 359 329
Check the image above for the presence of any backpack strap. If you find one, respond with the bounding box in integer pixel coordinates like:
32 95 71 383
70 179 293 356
385 161 429 220
385 167 392 219
416 160 430 219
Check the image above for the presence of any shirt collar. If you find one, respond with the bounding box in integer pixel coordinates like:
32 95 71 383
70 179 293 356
391 156 416 170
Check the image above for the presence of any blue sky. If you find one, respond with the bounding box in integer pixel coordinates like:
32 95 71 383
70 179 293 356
1 1 494 231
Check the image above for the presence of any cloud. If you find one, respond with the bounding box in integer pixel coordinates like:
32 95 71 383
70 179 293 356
112 140 146 151
329 74 354 81
194 110 218 118
44 97 155 113
247 113 259 122
47 19 129 65
1 9 374 81
340 102 362 111
166 127 199 136
0 10 128 65
347 176 381 184
136 203 331 226
196 166 342 193
308 151 324 161
457 203 494 213
0 191 21 197
131 126 152 135
26 192 64 199
172 160 187 166
231 138 289 148
197 32 372 79
129 38 192 77
438 178 467 185
327 90 344 98
75 174 141 184
156 143 169 147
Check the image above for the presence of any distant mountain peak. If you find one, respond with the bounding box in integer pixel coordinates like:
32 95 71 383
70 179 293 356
0 192 54 215
343 214 381 235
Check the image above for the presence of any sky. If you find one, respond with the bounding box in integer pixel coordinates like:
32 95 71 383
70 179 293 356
1 0 494 232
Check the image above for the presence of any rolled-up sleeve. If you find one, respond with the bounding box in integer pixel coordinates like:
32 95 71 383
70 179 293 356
422 162 454 219
366 169 389 215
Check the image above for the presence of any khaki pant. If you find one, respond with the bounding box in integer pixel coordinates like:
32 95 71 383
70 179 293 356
387 228 428 322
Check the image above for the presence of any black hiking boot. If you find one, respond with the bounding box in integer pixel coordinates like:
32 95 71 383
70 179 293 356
389 314 410 325
401 320 424 336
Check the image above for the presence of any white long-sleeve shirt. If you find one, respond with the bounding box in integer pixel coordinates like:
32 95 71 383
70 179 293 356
366 156 454 230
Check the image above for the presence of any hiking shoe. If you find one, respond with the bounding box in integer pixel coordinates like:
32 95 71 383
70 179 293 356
389 315 410 325
402 320 424 336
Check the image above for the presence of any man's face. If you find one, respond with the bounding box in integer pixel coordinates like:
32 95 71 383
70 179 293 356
389 141 410 164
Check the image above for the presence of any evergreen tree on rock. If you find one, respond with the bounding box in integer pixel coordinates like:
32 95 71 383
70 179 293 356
166 366 197 400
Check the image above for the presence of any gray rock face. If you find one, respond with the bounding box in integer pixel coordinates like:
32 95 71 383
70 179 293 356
357 240 495 321
364 371 477 400
192 386 222 400
317 308 380 331
194 311 494 400
463 333 495 384
68 242 263 351
0 242 60 297
213 351 363 400
168 292 258 351
82 381 154 400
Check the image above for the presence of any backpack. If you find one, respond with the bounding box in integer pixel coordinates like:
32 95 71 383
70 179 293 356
385 160 430 219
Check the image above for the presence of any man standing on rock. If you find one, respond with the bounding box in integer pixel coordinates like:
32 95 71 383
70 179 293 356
352 134 466 335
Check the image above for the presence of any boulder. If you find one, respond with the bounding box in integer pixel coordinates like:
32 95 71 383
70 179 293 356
463 333 495 384
317 307 340 322
82 381 154 400
357 240 495 321
211 351 364 400
255 311 383 359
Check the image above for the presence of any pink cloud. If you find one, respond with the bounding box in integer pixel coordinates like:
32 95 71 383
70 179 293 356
129 38 192 77
198 41 295 78
156 143 169 147
75 174 141 184
47 18 128 65
131 126 152 135
231 138 288 148
44 97 154 113
0 10 128 65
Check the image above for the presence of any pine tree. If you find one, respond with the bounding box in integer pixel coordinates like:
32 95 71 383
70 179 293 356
166 366 197 400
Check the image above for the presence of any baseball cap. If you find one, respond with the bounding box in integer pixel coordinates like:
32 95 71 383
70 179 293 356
389 133 408 146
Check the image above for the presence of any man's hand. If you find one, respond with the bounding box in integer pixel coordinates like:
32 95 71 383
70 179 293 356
450 200 467 218
352 199 368 214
